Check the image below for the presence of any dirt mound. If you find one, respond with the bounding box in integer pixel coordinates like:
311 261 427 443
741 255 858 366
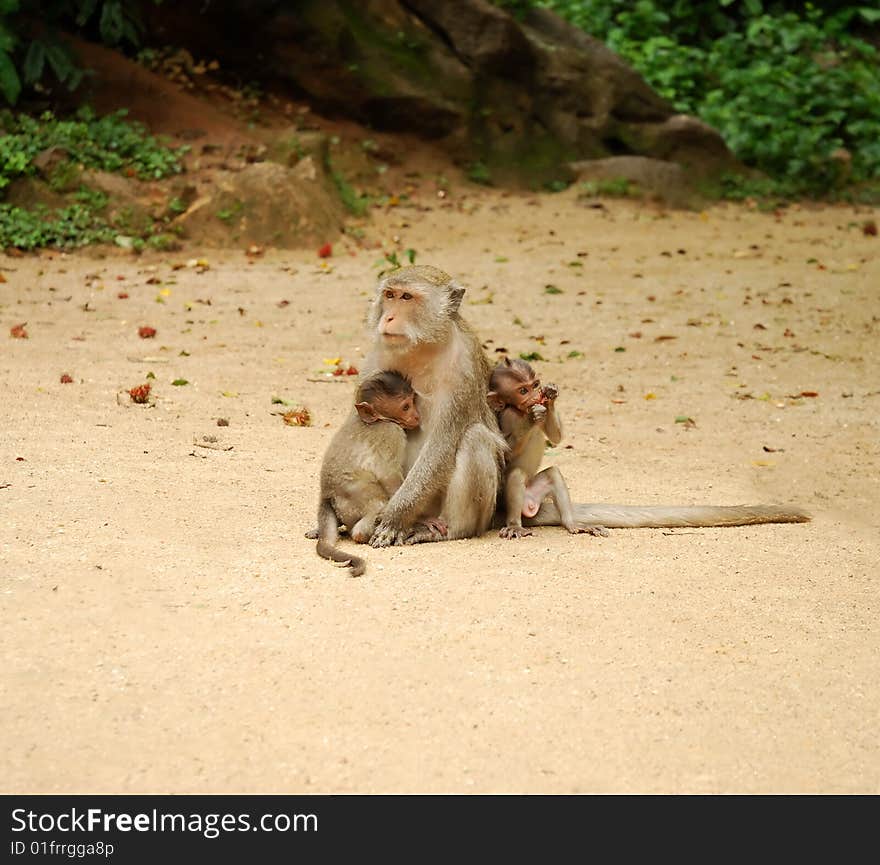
174 158 345 248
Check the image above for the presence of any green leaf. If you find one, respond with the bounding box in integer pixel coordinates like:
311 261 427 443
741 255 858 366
0 49 21 104
171 378 189 386
44 42 76 85
99 0 125 44
22 41 45 84
75 0 99 26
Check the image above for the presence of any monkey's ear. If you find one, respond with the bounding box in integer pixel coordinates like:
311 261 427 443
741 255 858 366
355 402 380 423
487 391 506 412
448 284 465 312
502 356 512 367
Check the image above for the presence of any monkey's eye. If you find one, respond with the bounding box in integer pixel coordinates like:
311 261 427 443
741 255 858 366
401 292 413 301
519 386 529 395
384 289 395 299
402 403 411 411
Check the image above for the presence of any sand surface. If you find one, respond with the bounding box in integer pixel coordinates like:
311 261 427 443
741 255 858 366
2 189 878 793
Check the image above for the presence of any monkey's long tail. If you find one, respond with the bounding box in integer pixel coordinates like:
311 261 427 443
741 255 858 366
527 502 810 529
316 500 367 577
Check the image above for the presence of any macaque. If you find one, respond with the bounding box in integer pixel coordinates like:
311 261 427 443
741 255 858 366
489 357 607 539
315 370 444 577
355 264 808 539
361 265 506 547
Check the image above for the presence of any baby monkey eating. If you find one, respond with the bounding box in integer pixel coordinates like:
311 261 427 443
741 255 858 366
315 370 445 576
488 357 607 539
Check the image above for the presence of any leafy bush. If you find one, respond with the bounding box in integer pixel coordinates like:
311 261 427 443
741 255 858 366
0 201 115 248
0 107 186 248
0 107 186 190
0 0 144 104
535 1 880 195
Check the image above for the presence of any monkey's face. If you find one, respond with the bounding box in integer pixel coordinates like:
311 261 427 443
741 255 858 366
356 391 420 430
370 268 466 348
488 358 543 414
503 373 543 413
378 285 419 342
391 391 421 430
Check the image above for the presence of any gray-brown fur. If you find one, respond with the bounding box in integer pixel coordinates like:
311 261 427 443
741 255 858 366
489 357 608 539
315 370 415 576
362 265 506 546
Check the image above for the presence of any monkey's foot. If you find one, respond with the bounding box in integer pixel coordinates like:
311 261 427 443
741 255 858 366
567 522 610 537
422 517 448 537
369 523 410 548
306 526 348 539
404 518 448 545
499 525 533 539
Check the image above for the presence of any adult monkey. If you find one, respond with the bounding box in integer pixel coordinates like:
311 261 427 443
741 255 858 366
365 265 505 547
362 264 808 545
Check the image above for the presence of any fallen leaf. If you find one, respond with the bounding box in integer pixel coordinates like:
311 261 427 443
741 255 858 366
60 374 74 384
282 408 312 427
644 392 657 400
317 243 333 258
10 323 28 339
129 383 151 404
247 244 265 257
171 378 189 386
654 335 677 342
118 292 129 299
138 326 157 339
863 220 877 237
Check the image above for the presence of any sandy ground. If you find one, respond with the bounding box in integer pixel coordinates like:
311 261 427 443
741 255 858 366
1 188 878 794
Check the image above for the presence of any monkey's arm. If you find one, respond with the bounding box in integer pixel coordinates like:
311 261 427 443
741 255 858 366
499 408 533 458
540 384 563 446
370 391 471 544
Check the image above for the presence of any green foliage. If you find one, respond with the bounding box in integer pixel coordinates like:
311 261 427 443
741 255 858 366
0 107 187 190
578 177 637 197
0 201 114 249
0 1 144 104
0 108 187 249
329 166 370 216
534 1 880 195
467 161 493 186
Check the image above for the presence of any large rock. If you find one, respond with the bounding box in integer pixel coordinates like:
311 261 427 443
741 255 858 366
570 156 699 209
145 0 739 186
173 159 346 247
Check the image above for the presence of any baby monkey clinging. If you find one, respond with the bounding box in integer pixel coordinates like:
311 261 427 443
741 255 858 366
316 370 418 576
488 357 607 539
315 370 445 577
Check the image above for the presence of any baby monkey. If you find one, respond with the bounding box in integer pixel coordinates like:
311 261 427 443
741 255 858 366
488 357 607 539
315 370 445 576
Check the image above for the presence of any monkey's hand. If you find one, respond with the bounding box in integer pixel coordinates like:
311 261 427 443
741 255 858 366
304 527 318 540
541 383 558 403
369 520 411 548
528 403 547 425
